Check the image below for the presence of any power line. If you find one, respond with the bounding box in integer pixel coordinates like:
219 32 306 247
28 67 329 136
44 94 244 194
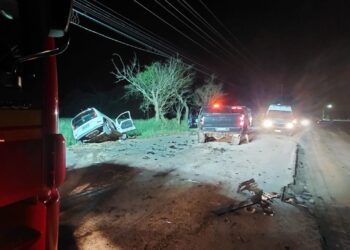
72 0 230 78
179 0 255 66
70 18 168 57
72 7 213 77
197 0 256 62
133 0 237 68
91 0 178 51
79 0 179 55
161 0 237 59
73 6 168 56
75 0 214 73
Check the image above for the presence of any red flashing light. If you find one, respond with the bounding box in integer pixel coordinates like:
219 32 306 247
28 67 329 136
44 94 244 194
213 103 220 108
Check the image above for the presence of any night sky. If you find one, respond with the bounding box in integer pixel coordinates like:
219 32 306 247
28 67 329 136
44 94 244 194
57 0 350 118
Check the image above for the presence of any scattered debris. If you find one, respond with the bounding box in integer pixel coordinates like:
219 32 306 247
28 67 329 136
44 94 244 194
186 179 200 183
152 168 176 177
212 178 280 216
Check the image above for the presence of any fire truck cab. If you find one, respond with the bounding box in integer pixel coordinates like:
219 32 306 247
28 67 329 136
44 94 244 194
0 1 72 249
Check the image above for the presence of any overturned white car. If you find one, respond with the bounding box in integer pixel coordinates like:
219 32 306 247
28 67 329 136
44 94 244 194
71 108 136 143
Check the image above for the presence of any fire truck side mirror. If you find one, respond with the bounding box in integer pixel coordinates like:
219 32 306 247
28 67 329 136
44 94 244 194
48 0 73 38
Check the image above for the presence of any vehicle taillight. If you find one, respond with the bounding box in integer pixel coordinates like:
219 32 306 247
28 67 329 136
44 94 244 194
239 115 245 126
213 103 220 108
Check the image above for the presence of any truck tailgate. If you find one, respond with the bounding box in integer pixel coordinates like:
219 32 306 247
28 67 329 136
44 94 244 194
202 113 241 128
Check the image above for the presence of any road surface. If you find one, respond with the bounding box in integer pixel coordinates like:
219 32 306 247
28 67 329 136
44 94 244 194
298 122 350 249
60 130 321 249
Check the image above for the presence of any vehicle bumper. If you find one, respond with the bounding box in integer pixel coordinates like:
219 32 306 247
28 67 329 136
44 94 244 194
263 126 295 134
200 127 243 139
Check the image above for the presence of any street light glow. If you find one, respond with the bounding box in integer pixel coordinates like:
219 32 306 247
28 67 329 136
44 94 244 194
327 104 333 109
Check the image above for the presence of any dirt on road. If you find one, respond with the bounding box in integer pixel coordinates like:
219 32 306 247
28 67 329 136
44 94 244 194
60 131 322 250
286 124 350 249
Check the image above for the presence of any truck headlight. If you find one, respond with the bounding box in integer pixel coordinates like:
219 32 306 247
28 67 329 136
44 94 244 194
300 119 310 126
263 120 273 128
286 123 294 129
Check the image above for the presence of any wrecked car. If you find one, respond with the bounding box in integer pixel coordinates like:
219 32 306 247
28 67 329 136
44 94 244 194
71 108 136 143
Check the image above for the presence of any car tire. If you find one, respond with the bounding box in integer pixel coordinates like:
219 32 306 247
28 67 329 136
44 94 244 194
232 135 241 145
198 131 205 143
103 122 112 135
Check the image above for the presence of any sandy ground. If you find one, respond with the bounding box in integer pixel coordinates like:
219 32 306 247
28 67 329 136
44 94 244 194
60 130 321 249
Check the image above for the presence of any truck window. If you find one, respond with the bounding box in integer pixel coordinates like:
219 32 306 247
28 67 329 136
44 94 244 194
202 106 244 114
267 110 293 119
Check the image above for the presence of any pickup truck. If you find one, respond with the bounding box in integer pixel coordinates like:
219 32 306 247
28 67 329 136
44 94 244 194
197 104 252 145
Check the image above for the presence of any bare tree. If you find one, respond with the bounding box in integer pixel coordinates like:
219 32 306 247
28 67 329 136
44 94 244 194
193 74 224 107
112 55 194 121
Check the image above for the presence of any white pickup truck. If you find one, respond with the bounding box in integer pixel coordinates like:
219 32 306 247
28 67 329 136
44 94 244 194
71 108 136 143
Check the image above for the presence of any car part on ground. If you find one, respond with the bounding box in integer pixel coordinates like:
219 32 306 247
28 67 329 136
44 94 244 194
197 104 252 144
71 108 136 143
212 178 280 216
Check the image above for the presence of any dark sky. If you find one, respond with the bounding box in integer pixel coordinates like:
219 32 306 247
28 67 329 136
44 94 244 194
58 0 350 118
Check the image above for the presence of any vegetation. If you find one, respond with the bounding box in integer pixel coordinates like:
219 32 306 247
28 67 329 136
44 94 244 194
193 74 225 107
59 118 190 146
129 119 190 138
58 118 75 146
58 57 224 147
112 56 194 122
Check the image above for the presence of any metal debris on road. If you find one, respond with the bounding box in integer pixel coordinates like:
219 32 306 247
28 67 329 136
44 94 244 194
212 178 280 216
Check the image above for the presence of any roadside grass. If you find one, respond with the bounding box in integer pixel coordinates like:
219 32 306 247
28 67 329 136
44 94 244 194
59 118 190 146
58 118 75 146
129 118 190 138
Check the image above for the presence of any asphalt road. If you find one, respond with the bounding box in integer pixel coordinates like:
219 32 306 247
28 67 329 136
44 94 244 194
299 121 350 249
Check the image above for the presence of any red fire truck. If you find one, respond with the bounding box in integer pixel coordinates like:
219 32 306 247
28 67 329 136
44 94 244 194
0 1 72 249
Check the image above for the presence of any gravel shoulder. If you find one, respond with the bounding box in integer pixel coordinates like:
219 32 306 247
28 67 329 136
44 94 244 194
60 131 321 249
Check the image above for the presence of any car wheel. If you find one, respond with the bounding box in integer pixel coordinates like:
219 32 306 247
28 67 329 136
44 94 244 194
103 122 112 135
232 135 241 145
198 131 205 143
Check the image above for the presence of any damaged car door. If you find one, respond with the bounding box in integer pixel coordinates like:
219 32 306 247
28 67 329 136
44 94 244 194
115 111 136 133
